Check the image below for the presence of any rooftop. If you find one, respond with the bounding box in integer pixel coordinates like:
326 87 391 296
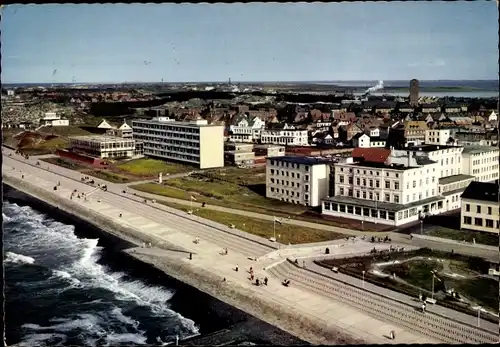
70 135 134 143
268 156 332 166
343 161 416 171
439 174 475 185
352 147 391 163
461 181 499 203
407 144 460 152
132 117 220 127
462 146 499 154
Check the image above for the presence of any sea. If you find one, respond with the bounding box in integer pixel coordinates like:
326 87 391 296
3 192 306 347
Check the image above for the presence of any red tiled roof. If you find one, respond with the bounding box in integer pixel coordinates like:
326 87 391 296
352 148 391 163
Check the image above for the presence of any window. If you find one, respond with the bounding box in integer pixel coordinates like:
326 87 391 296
413 181 416 188
394 195 400 203
305 166 309 172
347 206 354 214
355 207 362 215
339 176 344 183
297 174 300 179
339 204 346 212
385 181 390 189
474 218 483 226
369 192 373 200
394 182 399 190
363 178 366 186
305 175 309 181
385 194 390 202
339 188 344 195
356 191 360 198
488 207 492 215
363 208 370 216
348 189 353 197
369 179 373 187
485 219 494 228
371 209 378 218
305 194 309 201
270 169 275 174
388 212 395 220
465 204 470 212
362 191 367 199
332 203 338 211
305 185 309 192
356 178 360 185
476 205 481 214
376 180 380 188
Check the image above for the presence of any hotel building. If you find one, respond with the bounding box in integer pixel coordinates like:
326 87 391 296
132 117 224 169
460 181 499 234
322 148 444 226
266 156 331 207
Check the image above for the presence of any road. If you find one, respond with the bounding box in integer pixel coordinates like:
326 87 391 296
3 150 498 344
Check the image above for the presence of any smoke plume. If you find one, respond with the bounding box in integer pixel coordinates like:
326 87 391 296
364 80 384 94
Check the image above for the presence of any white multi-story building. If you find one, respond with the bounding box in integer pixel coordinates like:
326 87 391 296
425 129 452 146
266 156 331 207
40 112 70 127
261 124 308 146
132 117 224 169
69 135 135 159
322 149 444 226
228 115 265 143
461 146 499 182
460 181 499 234
402 145 464 179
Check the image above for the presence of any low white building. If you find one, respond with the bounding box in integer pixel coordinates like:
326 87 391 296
352 134 386 148
488 111 497 122
40 112 70 127
461 146 499 182
322 149 444 226
438 174 475 211
228 114 265 143
261 124 308 146
460 181 499 234
425 129 452 146
69 135 135 159
266 156 331 207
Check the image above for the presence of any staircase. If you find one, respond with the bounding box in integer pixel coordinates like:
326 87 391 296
266 260 497 344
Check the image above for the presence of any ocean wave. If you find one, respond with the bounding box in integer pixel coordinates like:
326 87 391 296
5 251 35 265
17 333 67 347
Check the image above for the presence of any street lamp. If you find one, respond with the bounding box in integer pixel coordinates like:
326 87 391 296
477 307 481 327
430 270 441 301
362 270 366 289
420 220 423 235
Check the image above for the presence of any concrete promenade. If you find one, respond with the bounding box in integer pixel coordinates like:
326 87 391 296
3 155 437 345
3 152 498 344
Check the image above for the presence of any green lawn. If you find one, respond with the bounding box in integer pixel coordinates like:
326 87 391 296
205 166 267 185
424 227 498 246
42 157 87 171
82 169 130 183
159 201 344 244
133 177 306 215
117 158 192 176
384 259 446 293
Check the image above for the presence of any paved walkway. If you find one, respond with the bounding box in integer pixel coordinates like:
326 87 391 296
4 156 441 344
5 147 498 264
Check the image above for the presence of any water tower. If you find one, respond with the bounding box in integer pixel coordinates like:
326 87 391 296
409 79 419 107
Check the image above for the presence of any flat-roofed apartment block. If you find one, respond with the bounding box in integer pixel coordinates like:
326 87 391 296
266 156 331 207
461 146 499 182
224 142 255 166
254 144 286 157
322 148 445 226
69 135 135 159
438 174 475 211
460 181 499 234
132 117 224 169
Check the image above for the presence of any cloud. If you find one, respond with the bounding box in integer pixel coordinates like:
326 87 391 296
408 59 446 68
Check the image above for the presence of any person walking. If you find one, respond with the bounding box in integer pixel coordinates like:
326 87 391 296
235 265 239 272
389 330 395 340
189 253 193 260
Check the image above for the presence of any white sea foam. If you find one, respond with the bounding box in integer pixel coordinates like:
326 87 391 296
5 251 35 265
3 212 11 222
17 333 67 347
104 332 148 345
5 201 200 343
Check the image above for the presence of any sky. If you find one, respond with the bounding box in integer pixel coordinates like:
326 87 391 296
1 2 498 83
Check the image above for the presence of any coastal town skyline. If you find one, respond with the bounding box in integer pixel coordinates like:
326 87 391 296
2 2 498 83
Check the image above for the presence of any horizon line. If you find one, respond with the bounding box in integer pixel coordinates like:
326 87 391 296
2 79 499 85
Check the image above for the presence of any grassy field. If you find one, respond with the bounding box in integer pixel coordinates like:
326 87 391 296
133 177 306 215
117 158 192 176
205 166 267 185
42 157 87 171
82 169 131 183
424 227 498 246
158 201 345 244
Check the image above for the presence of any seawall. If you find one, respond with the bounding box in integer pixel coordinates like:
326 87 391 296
3 177 365 345
3 183 308 345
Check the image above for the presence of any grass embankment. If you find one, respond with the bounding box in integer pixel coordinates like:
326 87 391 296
423 226 498 246
132 170 306 217
117 158 192 176
159 201 344 244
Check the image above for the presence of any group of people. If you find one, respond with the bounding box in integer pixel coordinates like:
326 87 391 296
70 189 87 202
